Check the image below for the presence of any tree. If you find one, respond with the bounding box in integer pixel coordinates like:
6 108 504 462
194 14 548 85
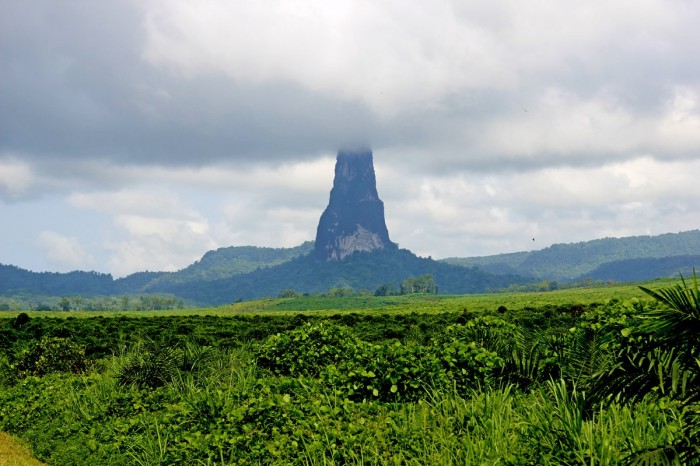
400 274 437 295
374 284 397 296
59 297 71 311
278 289 301 298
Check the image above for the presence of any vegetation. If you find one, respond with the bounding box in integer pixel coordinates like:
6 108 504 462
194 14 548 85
4 230 698 307
147 242 315 287
142 248 528 305
443 229 700 281
0 293 185 313
0 274 698 464
1 247 526 306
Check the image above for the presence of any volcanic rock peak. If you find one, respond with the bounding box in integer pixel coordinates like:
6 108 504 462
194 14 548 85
314 149 397 261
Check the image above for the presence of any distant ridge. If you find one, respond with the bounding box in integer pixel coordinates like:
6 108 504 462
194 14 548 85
442 230 700 282
0 247 528 305
145 248 527 305
2 229 699 305
575 255 700 282
0 243 314 297
146 242 315 289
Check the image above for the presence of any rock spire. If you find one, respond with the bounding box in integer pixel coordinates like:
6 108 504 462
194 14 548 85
314 149 397 261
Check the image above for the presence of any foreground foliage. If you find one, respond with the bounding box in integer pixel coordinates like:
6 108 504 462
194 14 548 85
0 276 698 464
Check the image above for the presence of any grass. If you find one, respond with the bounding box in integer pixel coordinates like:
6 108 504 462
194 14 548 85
0 432 45 466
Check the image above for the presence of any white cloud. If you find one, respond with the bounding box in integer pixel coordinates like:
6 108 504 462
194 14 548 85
139 0 694 118
140 0 508 115
67 187 219 275
105 214 218 276
655 86 700 154
0 156 35 200
38 231 96 270
383 156 700 258
70 187 201 218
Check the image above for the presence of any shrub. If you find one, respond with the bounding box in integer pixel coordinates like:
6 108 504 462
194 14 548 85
15 337 86 377
255 322 359 377
277 289 301 298
11 312 30 329
117 341 180 389
323 341 447 401
438 339 504 393
441 317 521 356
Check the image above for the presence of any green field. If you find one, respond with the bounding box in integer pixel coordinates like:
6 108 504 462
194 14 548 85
0 276 698 465
0 278 674 319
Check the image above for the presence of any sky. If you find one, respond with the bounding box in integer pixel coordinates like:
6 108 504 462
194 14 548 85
1 0 699 277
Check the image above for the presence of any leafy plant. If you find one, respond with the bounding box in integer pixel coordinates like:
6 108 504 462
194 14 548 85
255 321 359 377
117 340 180 389
593 271 700 464
15 337 87 377
323 340 446 401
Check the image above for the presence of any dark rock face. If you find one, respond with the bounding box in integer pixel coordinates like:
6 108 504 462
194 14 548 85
314 149 397 261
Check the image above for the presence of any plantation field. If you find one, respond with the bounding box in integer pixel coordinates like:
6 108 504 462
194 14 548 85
0 276 697 465
0 278 674 319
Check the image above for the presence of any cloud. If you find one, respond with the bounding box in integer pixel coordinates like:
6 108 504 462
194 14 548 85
67 187 219 275
2 1 699 276
38 231 96 270
381 156 700 258
0 156 34 201
3 0 698 174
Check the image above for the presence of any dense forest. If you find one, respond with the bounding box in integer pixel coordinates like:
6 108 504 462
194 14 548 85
443 229 700 280
1 248 525 307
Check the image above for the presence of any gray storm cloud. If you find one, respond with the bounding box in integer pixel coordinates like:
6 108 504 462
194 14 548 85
2 0 698 175
1 0 699 275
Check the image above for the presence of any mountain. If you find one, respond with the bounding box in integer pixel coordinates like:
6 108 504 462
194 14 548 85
0 248 528 305
314 149 397 260
574 255 700 282
0 264 116 296
144 242 314 289
4 145 698 304
146 248 527 305
0 148 530 305
0 243 313 297
442 230 700 282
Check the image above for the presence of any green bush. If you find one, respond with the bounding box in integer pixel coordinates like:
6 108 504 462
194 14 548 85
0 353 16 387
15 337 87 377
255 322 359 377
117 341 180 389
323 341 446 401
11 312 30 329
441 317 521 356
438 339 504 393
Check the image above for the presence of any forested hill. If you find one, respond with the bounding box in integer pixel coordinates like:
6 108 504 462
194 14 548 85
3 230 698 305
145 248 528 305
146 242 315 288
442 230 700 281
0 248 527 305
0 243 313 298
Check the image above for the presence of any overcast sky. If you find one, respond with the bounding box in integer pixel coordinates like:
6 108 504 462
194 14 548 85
1 0 699 277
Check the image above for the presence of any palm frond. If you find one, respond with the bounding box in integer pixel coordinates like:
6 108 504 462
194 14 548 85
638 270 700 347
624 445 680 466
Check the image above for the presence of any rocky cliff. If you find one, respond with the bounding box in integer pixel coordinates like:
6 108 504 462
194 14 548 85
314 149 397 261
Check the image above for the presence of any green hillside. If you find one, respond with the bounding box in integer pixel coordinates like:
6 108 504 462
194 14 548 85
148 248 528 305
442 230 700 281
145 241 314 288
